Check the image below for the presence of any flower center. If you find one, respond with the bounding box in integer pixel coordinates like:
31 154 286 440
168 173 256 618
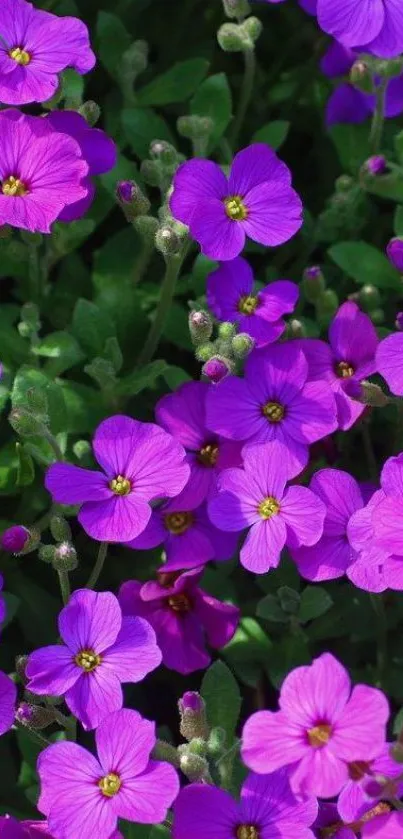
109 474 131 495
98 773 121 798
2 175 28 197
258 496 280 519
348 760 371 782
336 361 355 378
164 512 193 535
238 295 258 315
224 195 248 221
75 649 102 672
158 570 181 587
9 46 31 65
236 827 259 839
168 594 191 612
307 723 332 748
262 401 284 423
197 443 219 468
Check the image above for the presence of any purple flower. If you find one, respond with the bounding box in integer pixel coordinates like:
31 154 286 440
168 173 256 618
396 312 403 331
387 237 403 272
126 490 238 571
294 302 378 431
0 0 95 106
0 110 89 234
46 111 116 222
179 691 204 713
242 652 389 799
37 708 179 839
26 589 161 730
206 341 338 477
45 414 190 543
377 332 403 396
346 488 389 593
156 382 243 506
206 257 299 348
317 0 403 59
0 670 16 737
119 569 239 675
365 155 387 176
117 180 136 203
290 468 365 582
173 769 318 839
169 143 303 261
208 441 325 574
338 743 402 824
202 356 231 384
1 525 30 553
314 799 396 838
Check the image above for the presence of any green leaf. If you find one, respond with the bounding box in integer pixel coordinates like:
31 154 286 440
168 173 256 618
222 617 272 688
61 68 84 107
122 108 174 159
16 443 35 487
190 73 232 151
96 12 131 80
163 365 191 390
71 299 116 357
328 241 401 289
365 173 403 204
201 660 241 744
32 331 85 376
252 120 290 150
1 592 20 629
298 586 333 624
256 594 289 623
328 124 371 174
394 205 403 235
136 59 209 106
12 367 67 436
117 360 168 396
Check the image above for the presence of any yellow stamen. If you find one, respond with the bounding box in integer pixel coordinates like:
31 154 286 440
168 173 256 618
307 723 332 748
109 475 131 496
224 195 248 221
2 175 27 197
75 649 101 672
164 512 193 535
258 496 280 519
198 443 219 467
98 773 121 798
336 361 354 378
262 401 284 423
168 594 191 612
238 295 258 315
236 827 259 839
9 47 31 66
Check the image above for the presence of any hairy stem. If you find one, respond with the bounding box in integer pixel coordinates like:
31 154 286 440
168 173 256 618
369 79 387 154
137 244 188 366
86 541 108 590
57 570 71 605
230 48 256 149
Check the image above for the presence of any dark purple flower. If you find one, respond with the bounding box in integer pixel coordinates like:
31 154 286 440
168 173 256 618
1 525 29 553
46 111 116 222
0 110 89 234
0 670 16 737
294 302 378 431
156 381 243 506
206 341 338 476
206 257 299 348
208 441 325 574
317 0 403 59
202 356 231 384
26 589 161 730
119 569 239 675
0 0 95 106
387 237 403 272
169 144 303 261
173 769 318 839
45 415 190 543
365 155 387 175
37 708 179 839
116 180 136 203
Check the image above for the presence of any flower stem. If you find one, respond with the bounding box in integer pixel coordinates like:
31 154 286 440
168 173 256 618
42 428 64 462
57 570 71 605
369 79 387 154
230 48 256 149
137 244 188 367
86 542 108 590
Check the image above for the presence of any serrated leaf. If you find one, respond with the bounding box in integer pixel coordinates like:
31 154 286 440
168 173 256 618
328 241 401 290
252 120 290 150
298 586 333 623
136 59 209 106
190 73 232 151
201 660 241 744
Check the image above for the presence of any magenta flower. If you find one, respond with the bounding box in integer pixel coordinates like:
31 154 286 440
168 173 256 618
362 453 403 590
46 111 116 222
346 489 389 593
206 257 299 348
206 341 338 476
294 302 378 431
0 110 89 234
338 742 402 823
377 331 403 396
387 237 403 273
1 525 30 553
0 670 16 737
313 801 396 839
242 653 389 799
119 569 239 675
317 0 403 58
169 144 303 261
37 708 179 839
290 468 365 582
208 441 325 574
0 0 95 106
173 769 318 839
156 381 242 506
26 589 161 730
45 414 189 543
126 491 238 571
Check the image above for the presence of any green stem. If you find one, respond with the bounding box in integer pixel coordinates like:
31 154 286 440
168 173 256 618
86 542 108 589
42 428 64 462
137 244 188 367
369 80 387 154
230 47 256 149
57 570 71 605
370 593 387 685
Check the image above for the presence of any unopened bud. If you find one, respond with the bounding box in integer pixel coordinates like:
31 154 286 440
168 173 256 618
343 379 390 408
39 545 56 564
362 155 387 176
53 542 78 572
387 237 403 273
232 332 255 358
370 308 385 325
287 319 306 339
218 322 237 341
78 100 101 126
155 226 180 256
188 737 208 757
140 159 163 188
152 740 180 766
222 0 250 18
15 702 56 730
335 175 354 193
121 39 148 79
50 516 72 543
1 525 30 554
217 22 249 52
377 57 403 80
242 16 263 42
207 727 226 757
202 356 232 383
302 265 326 302
116 181 151 219
195 343 216 363
9 408 44 437
73 440 92 460
179 751 210 782
150 141 178 167
15 655 29 684
189 310 214 344
177 115 213 140
358 285 381 313
316 289 339 323
350 61 373 94
179 691 209 741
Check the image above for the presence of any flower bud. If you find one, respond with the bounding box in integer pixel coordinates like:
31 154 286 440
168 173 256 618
396 312 403 331
151 740 180 766
1 525 30 554
150 140 178 167
232 332 255 359
218 322 237 341
287 319 306 339
222 0 250 18
217 22 249 52
26 387 48 418
52 542 78 572
302 265 326 302
370 308 384 325
242 16 263 43
316 289 339 324
350 60 373 94
207 726 226 757
179 691 209 741
177 115 213 141
16 702 56 730
188 737 208 757
9 408 45 437
358 284 381 313
121 39 148 81
39 544 57 564
189 310 214 344
195 343 216 363
72 440 92 460
202 356 232 383
387 237 403 272
179 750 210 782
335 175 354 193
133 215 159 245
155 226 181 256
50 516 72 543
140 159 163 188
343 379 390 408
363 155 387 176
116 181 151 219
78 100 101 127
